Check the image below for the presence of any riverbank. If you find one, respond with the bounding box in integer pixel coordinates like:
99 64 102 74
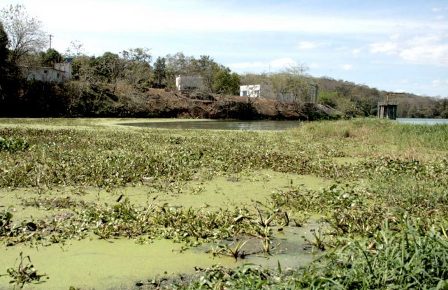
0 81 341 120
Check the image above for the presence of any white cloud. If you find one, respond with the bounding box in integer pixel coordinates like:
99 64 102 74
369 42 398 54
11 0 448 36
341 64 353 71
432 79 448 86
432 6 448 13
369 34 448 66
352 48 361 57
399 43 448 65
297 41 318 50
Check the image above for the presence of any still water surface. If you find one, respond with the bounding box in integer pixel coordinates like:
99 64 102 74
122 120 301 131
397 118 448 125
122 118 448 131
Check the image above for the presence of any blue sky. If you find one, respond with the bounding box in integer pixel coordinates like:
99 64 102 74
1 0 447 97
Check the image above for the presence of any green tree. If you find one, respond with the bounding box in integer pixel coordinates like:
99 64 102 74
440 99 448 118
153 57 167 88
121 48 152 88
40 48 62 66
71 55 95 82
213 69 240 95
192 55 219 91
0 4 46 64
0 21 20 114
0 21 8 69
94 52 124 83
0 21 9 99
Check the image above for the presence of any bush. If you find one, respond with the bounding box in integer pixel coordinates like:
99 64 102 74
0 137 29 152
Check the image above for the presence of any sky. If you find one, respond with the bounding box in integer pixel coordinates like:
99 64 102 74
0 0 447 97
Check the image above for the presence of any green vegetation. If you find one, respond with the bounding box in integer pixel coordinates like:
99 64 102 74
0 118 447 288
1 4 447 118
0 136 29 152
2 252 47 288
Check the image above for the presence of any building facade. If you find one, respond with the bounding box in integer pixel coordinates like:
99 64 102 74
175 76 204 91
25 63 72 83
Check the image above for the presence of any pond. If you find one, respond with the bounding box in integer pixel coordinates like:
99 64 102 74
121 120 301 131
397 118 448 125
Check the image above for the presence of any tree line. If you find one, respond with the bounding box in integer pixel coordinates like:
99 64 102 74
1 4 447 118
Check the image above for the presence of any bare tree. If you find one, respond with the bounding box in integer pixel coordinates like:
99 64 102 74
64 40 85 58
0 4 47 64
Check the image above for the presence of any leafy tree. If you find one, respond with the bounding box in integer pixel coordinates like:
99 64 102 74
318 91 338 107
94 52 124 83
0 4 46 64
121 48 152 88
0 21 21 115
153 57 167 88
0 21 8 70
439 99 448 118
40 48 62 66
213 69 240 95
192 55 219 91
71 55 95 82
121 48 151 64
0 21 9 99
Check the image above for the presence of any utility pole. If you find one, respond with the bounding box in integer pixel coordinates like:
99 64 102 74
49 34 53 49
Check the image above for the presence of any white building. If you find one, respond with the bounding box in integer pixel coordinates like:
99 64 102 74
241 83 318 103
175 76 204 91
26 63 72 83
240 85 261 98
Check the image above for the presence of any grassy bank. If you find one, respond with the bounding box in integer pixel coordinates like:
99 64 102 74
0 118 447 289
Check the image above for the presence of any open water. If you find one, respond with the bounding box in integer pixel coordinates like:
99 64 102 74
122 120 301 131
397 118 448 125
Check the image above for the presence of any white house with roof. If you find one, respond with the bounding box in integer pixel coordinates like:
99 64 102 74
25 62 72 83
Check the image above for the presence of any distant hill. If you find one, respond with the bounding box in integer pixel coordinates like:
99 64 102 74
312 76 448 118
240 72 447 119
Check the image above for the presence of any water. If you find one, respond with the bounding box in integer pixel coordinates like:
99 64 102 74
397 118 448 125
121 120 301 131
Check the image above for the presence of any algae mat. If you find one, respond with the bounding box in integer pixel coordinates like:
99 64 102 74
0 239 234 289
0 170 329 222
0 170 330 289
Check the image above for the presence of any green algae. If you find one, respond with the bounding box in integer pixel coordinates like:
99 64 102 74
332 157 365 165
157 170 329 209
0 170 330 223
0 169 329 288
0 239 234 289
